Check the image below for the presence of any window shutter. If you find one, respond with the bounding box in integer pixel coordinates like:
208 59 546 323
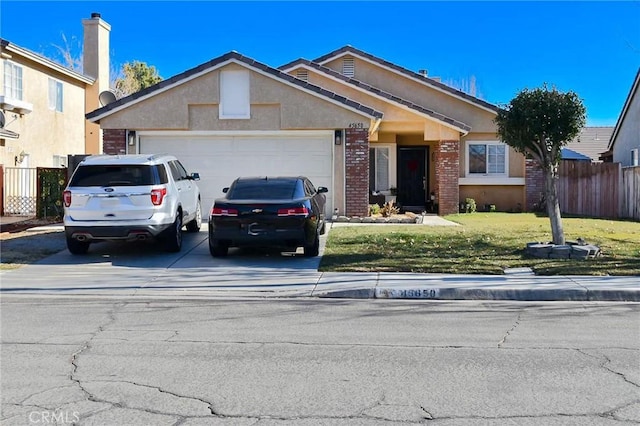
220 70 250 119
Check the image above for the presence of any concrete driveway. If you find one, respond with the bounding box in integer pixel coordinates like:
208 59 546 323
0 229 327 298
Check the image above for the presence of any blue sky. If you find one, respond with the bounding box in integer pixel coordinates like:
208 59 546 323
1 1 639 126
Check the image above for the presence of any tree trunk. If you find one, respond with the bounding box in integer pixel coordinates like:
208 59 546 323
544 165 565 245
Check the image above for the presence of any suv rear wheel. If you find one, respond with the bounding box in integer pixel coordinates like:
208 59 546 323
163 212 183 252
66 235 90 255
186 201 202 233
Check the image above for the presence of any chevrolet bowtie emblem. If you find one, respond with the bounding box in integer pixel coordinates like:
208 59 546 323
252 209 263 213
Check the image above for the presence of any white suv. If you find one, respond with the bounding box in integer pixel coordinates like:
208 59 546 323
63 154 202 254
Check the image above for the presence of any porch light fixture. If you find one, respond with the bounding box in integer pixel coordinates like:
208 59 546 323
14 150 26 165
334 130 342 145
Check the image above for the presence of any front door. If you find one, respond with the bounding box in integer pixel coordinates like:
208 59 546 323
397 147 428 211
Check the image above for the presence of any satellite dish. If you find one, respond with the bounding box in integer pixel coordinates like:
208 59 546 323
99 90 117 106
0 111 5 128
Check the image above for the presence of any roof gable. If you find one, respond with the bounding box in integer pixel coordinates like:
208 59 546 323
310 45 499 114
565 127 614 161
87 51 383 122
280 59 470 133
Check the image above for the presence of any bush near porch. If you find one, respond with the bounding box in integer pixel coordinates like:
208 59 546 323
319 213 640 276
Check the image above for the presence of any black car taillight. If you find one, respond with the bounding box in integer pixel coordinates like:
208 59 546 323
277 206 309 217
211 207 239 217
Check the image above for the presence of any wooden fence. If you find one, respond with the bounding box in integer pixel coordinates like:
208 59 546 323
558 161 639 220
621 166 640 220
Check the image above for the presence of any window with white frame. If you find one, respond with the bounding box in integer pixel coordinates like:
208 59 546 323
467 142 507 175
219 69 250 119
4 61 23 100
48 78 63 112
342 57 355 78
369 147 390 192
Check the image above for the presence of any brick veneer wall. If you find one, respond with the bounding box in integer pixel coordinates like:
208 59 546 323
525 158 544 211
344 128 369 217
435 140 460 215
103 129 126 155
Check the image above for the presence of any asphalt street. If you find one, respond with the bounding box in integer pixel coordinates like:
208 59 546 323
1 298 638 425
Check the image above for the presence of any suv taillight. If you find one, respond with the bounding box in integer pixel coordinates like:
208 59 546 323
63 190 72 207
151 187 167 206
211 207 239 217
277 207 309 216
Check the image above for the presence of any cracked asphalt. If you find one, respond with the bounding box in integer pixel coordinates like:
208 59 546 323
1 298 638 425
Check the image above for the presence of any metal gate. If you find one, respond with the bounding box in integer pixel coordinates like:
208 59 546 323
3 167 37 216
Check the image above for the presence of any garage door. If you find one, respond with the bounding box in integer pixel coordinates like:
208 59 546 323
139 131 334 218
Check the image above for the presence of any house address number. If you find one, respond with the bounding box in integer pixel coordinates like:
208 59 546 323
348 122 364 128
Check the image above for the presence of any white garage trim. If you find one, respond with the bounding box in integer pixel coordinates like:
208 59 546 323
138 131 335 220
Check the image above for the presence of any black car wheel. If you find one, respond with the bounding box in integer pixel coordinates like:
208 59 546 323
164 212 183 252
209 239 229 257
66 235 90 255
303 231 320 257
186 201 202 233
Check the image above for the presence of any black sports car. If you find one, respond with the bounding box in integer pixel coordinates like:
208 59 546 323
208 176 328 257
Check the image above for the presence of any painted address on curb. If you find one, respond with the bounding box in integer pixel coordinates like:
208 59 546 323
375 288 441 299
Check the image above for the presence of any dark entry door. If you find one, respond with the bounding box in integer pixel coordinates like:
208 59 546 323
398 147 427 209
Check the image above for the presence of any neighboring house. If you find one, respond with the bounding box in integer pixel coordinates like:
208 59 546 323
601 68 640 166
562 126 613 162
87 46 531 216
0 13 110 214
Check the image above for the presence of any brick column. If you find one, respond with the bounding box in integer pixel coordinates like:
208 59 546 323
435 140 459 215
344 128 369 217
525 158 544 211
103 129 126 155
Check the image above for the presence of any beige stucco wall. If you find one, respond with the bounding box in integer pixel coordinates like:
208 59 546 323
459 185 526 212
0 57 86 169
612 86 640 167
98 63 370 131
322 56 497 132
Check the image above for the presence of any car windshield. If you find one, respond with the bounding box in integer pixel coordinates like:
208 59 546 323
70 165 165 186
227 179 297 200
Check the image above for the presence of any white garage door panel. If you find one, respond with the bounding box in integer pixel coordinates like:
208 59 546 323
139 133 334 218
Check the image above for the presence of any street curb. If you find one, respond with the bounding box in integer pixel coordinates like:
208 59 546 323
318 287 640 302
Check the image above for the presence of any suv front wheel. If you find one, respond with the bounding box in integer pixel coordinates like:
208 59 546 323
163 212 183 252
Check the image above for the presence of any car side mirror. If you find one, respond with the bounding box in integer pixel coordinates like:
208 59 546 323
222 187 229 193
189 172 200 181
317 187 328 194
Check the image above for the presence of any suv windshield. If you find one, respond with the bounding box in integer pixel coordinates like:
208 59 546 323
227 179 298 200
70 165 168 187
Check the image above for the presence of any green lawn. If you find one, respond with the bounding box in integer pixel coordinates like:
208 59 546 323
319 213 640 275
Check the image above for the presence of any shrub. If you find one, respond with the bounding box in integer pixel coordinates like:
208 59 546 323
369 204 381 216
380 200 400 217
464 198 477 213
